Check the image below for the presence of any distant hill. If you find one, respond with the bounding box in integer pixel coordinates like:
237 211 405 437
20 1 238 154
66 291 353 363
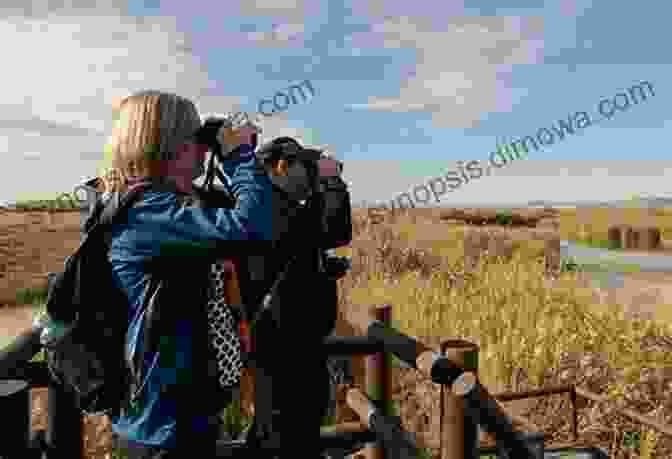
354 196 672 210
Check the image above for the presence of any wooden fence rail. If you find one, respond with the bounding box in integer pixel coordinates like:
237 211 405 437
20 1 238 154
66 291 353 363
324 305 542 459
0 304 453 459
492 384 672 441
0 324 83 459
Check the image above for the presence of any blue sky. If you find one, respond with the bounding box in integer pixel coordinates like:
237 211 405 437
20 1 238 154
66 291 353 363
1 0 670 206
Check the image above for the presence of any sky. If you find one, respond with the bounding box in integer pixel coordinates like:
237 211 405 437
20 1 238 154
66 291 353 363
1 0 670 207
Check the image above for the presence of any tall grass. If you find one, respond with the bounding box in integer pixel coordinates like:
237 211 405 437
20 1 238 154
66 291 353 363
12 192 80 210
0 288 49 358
336 208 672 457
0 292 51 363
15 286 49 306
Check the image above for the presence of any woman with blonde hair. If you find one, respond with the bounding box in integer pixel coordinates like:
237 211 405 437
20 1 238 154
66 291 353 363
99 90 272 458
99 112 259 420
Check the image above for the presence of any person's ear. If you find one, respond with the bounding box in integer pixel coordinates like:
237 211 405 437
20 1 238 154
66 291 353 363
271 159 290 177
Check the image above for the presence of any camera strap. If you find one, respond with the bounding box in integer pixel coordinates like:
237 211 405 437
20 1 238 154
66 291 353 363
203 149 234 196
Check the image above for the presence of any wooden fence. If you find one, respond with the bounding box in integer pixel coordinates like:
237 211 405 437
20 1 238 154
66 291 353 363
3 302 659 458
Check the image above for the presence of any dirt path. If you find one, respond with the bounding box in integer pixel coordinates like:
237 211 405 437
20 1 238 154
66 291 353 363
591 271 672 323
544 268 672 324
562 239 672 272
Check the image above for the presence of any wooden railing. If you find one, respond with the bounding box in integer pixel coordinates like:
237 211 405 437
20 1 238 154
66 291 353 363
1 303 647 458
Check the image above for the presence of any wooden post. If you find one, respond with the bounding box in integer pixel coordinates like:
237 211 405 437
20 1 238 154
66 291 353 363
623 225 635 250
608 226 621 249
440 339 479 459
637 226 661 250
362 304 392 459
630 226 640 250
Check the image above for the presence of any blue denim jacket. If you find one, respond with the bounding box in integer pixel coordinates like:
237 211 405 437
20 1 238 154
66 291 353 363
108 157 273 448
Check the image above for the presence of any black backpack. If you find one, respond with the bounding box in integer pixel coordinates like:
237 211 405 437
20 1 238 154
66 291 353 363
42 186 148 416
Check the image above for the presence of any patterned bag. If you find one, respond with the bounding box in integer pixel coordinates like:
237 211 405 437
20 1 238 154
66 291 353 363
206 259 245 389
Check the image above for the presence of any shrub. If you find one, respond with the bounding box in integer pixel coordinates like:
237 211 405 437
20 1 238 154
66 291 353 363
15 286 49 305
494 211 514 226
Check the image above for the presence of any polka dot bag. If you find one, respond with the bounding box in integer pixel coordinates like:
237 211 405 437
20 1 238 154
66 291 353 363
206 259 246 389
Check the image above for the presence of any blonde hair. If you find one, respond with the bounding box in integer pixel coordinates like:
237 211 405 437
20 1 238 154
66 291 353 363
104 90 201 179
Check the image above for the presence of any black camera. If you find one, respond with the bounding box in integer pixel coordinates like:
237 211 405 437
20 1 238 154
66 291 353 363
323 253 352 280
191 116 259 160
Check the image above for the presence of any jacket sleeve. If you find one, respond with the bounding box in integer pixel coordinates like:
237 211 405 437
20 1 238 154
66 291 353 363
117 157 274 261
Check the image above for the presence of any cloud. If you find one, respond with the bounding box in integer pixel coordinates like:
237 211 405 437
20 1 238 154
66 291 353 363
254 112 315 146
22 151 41 160
247 22 306 46
0 13 230 186
352 0 465 22
0 3 315 203
0 116 101 137
343 160 672 208
0 13 233 134
0 0 129 18
154 0 313 49
345 15 545 129
347 100 439 112
237 0 311 47
235 0 311 22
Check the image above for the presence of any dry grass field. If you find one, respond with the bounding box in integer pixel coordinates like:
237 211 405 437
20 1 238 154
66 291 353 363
2 203 672 458
332 206 672 458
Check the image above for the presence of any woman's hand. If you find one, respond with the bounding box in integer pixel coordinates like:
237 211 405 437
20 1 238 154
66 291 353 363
99 167 128 193
217 124 258 160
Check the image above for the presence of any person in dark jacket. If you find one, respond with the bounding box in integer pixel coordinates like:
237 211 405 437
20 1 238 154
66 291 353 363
251 137 339 458
103 90 273 458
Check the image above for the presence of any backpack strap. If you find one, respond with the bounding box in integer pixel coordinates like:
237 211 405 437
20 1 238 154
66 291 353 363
81 186 148 238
